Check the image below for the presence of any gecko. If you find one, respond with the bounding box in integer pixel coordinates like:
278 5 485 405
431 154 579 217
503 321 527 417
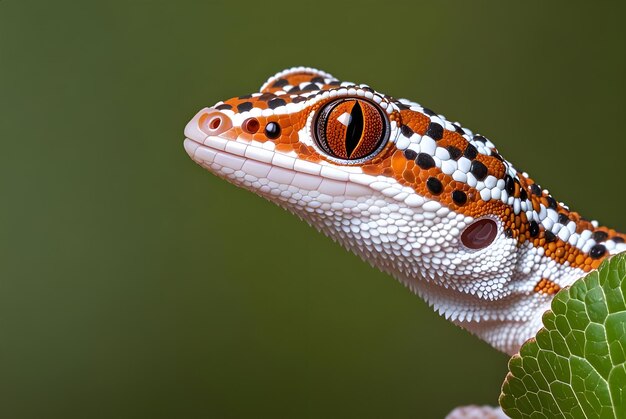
183 67 626 355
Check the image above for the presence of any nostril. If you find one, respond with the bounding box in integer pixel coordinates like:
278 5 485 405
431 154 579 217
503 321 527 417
209 117 222 130
198 110 232 136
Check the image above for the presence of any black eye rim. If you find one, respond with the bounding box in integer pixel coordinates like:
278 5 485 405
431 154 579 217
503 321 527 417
312 97 391 164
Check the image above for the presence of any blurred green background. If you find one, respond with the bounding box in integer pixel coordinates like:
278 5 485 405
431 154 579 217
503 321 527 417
1 1 625 418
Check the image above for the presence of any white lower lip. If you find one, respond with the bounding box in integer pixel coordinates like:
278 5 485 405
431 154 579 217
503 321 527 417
183 137 201 159
183 137 374 197
184 137 263 177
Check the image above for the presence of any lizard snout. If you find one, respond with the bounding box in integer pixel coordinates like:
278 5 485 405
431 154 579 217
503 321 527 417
184 107 233 142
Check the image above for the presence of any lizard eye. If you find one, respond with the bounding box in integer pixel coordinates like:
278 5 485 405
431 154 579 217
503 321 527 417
314 98 389 162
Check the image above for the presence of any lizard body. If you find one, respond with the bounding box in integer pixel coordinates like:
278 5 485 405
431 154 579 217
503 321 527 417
183 67 626 355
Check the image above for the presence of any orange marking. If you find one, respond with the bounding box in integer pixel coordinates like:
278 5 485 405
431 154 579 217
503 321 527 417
534 278 561 295
215 90 624 272
399 110 429 135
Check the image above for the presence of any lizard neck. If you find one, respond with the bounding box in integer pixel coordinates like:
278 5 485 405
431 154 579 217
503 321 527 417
284 191 586 355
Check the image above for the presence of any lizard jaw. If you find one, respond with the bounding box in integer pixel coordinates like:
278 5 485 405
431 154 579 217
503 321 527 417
183 134 556 355
183 136 373 199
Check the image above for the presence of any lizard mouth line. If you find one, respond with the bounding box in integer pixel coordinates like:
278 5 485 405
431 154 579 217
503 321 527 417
183 136 374 197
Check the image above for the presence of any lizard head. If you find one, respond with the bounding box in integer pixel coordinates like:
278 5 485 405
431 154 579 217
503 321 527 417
184 67 626 354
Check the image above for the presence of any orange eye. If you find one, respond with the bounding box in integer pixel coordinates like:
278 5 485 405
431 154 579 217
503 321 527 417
314 98 389 161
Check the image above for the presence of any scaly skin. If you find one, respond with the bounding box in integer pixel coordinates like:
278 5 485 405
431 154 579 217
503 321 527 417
183 67 626 355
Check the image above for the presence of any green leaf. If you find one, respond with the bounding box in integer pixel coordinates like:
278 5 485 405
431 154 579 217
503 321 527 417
500 253 626 419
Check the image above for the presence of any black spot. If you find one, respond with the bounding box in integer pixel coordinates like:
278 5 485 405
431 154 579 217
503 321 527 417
400 125 414 138
470 160 488 181
558 213 570 225
258 93 276 101
426 122 444 141
544 230 557 243
422 107 436 116
446 146 462 160
520 188 528 201
328 81 341 86
613 236 625 243
491 152 504 161
268 98 286 109
238 94 252 99
463 144 478 160
474 135 488 143
592 231 608 242
215 103 232 110
301 83 319 91
529 221 540 237
396 102 411 110
453 124 465 134
292 96 307 103
310 76 325 84
504 175 515 195
426 177 443 195
272 78 289 88
530 184 542 196
546 196 558 210
237 102 253 112
504 228 514 238
452 190 467 206
416 153 436 169
264 122 281 139
589 244 606 259
404 149 417 160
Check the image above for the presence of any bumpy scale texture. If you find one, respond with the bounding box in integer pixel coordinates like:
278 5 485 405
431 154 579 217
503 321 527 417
446 405 508 419
500 253 626 418
183 67 626 355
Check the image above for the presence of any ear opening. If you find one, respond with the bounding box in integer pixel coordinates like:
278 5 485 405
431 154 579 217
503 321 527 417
259 66 338 93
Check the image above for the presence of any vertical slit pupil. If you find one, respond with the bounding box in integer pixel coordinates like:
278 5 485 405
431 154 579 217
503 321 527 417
345 101 364 158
